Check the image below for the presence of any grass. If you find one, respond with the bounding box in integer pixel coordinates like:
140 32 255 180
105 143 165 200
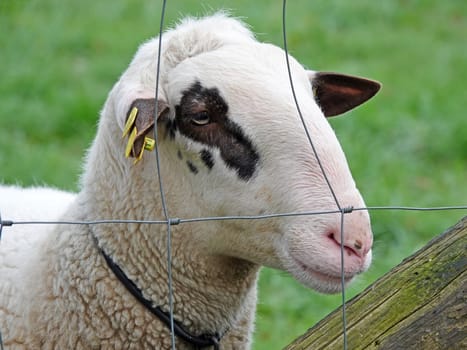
1 1 466 349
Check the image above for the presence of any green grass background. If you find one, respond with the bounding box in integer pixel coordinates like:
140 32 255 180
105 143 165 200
0 1 466 349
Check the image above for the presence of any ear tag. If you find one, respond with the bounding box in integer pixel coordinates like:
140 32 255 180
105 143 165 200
134 136 155 164
125 127 138 158
122 107 138 138
143 136 155 152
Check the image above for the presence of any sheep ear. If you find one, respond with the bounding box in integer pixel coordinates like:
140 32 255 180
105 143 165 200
309 72 381 117
123 98 169 160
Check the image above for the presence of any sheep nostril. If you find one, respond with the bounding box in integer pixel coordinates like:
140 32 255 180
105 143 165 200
354 239 362 250
327 232 364 258
328 232 339 245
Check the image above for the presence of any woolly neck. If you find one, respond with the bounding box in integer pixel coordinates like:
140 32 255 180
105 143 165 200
79 183 259 343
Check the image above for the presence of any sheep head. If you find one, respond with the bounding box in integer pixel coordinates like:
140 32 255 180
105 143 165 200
98 14 381 294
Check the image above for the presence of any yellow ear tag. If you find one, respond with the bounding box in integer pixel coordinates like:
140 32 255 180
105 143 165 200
134 136 155 164
122 107 138 138
125 127 138 158
143 136 155 151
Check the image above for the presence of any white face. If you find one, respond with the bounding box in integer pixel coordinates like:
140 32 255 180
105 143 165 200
156 42 373 294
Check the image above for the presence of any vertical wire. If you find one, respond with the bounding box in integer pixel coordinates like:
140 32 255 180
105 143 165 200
340 212 348 349
152 0 176 349
281 0 342 212
281 1 348 348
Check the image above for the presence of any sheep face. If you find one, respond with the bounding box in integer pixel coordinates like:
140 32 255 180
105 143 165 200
109 23 380 294
128 41 379 294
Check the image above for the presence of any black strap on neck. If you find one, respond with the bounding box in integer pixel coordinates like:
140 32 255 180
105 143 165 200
100 249 221 349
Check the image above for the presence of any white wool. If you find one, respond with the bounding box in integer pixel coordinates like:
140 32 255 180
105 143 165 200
0 13 374 349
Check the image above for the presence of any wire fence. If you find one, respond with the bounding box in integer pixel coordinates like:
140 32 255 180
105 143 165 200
1 0 466 349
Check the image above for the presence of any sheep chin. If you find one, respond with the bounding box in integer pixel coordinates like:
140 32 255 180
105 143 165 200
287 255 356 294
274 241 358 294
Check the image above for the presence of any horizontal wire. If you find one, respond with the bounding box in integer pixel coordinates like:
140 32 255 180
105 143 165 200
2 219 167 226
1 205 466 229
360 205 467 212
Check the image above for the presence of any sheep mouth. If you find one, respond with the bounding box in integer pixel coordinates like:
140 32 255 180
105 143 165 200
291 256 355 291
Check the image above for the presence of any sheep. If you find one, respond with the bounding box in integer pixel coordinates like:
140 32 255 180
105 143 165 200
0 13 380 349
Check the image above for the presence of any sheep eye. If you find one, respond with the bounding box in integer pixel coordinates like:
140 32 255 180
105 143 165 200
190 111 210 126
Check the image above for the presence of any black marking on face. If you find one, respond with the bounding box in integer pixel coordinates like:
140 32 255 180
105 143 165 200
177 150 183 160
200 149 214 170
174 82 260 181
187 161 198 174
164 118 178 140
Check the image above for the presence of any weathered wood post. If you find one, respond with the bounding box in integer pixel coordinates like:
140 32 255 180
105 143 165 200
285 216 466 350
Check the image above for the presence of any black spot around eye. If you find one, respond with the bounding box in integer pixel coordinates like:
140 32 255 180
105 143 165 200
175 81 260 181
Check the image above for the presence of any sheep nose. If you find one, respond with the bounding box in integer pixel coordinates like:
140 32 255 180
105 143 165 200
327 232 371 258
326 211 373 259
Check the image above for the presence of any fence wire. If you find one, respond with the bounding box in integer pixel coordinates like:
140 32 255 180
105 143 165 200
152 0 177 348
280 0 351 345
2 206 467 229
0 0 467 349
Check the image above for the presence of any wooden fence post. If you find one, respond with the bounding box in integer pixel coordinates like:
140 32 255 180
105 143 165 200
285 216 466 350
